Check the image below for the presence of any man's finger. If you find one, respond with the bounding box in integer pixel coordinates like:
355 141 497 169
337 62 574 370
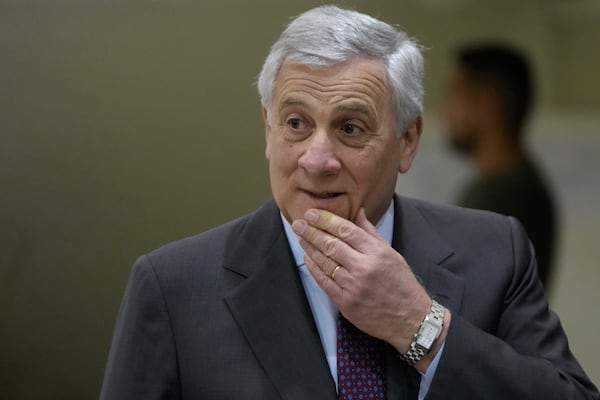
303 209 378 251
292 219 366 267
293 219 363 269
299 237 342 277
355 208 385 241
303 253 344 302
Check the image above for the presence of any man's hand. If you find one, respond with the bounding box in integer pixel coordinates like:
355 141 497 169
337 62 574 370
292 208 450 372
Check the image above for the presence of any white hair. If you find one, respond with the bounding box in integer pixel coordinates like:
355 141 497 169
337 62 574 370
257 5 424 136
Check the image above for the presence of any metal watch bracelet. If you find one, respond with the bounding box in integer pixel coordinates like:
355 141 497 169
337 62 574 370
400 299 445 366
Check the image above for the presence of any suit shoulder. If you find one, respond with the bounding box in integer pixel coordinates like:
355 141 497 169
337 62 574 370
403 196 509 226
400 197 535 277
140 212 253 273
399 196 519 247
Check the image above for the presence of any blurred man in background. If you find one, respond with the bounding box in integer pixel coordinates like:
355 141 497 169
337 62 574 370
442 43 557 288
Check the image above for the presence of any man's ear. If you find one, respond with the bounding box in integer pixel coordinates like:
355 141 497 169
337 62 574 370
398 114 423 174
262 105 271 160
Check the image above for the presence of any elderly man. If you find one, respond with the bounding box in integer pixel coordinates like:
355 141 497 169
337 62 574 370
100 6 598 400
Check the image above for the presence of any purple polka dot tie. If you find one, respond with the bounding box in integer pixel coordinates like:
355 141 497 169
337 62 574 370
337 313 386 400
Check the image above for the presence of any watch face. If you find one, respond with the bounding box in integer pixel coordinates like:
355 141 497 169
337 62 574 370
416 321 440 349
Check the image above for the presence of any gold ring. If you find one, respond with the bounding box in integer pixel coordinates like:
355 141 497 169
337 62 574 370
330 265 341 280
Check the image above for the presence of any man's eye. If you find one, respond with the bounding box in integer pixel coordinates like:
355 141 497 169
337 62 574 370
287 118 304 130
341 123 361 135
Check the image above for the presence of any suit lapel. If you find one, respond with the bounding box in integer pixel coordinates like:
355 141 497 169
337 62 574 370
393 196 465 313
386 196 465 398
223 201 338 400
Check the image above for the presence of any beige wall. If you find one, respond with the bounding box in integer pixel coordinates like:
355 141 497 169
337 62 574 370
1 1 598 398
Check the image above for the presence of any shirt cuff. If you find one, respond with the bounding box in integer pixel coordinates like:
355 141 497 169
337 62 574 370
417 343 445 400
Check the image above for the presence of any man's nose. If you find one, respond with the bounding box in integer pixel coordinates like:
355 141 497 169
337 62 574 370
297 130 342 175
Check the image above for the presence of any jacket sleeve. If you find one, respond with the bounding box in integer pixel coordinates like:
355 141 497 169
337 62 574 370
100 255 181 400
426 217 599 400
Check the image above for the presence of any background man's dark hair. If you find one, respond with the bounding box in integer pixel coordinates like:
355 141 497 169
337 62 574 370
457 43 534 136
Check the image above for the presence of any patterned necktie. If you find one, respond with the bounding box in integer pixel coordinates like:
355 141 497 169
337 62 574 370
337 313 387 399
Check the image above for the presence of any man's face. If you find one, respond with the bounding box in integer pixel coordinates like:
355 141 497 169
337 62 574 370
263 59 421 225
442 66 481 154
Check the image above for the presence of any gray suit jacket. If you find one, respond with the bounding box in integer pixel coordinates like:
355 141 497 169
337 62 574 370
100 196 598 399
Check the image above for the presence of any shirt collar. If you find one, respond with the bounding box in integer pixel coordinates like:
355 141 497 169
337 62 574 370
281 201 395 268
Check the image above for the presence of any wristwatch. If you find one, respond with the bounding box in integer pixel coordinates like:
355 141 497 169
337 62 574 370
400 299 445 366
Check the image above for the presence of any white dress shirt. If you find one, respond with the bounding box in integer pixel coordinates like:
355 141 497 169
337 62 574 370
280 201 442 399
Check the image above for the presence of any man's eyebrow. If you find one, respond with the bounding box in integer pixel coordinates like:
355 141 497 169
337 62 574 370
335 102 378 122
336 102 373 115
279 98 310 111
278 98 377 120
